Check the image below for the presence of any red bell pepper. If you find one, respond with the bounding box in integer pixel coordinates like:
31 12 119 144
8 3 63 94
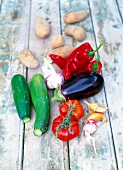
49 42 103 80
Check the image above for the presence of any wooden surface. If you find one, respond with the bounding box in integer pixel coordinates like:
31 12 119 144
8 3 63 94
0 0 123 170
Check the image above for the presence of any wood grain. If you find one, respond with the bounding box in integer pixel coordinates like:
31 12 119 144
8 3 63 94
0 0 30 169
89 0 123 169
23 1 65 170
60 0 117 169
0 0 123 169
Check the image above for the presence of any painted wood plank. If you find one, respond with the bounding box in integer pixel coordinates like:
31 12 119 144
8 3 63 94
0 0 2 12
116 0 123 22
60 0 117 169
0 0 30 169
89 0 123 169
23 1 66 170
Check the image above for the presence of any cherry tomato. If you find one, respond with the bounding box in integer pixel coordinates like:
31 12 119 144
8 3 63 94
59 100 84 120
52 115 80 141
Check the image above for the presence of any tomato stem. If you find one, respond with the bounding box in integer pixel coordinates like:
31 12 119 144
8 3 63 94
56 103 76 138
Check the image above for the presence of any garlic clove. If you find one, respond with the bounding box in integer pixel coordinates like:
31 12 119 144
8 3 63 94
42 64 51 79
84 120 97 134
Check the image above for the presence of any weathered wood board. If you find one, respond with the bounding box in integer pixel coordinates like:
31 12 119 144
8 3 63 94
0 0 123 170
0 0 30 169
60 0 117 169
90 0 123 169
23 1 65 170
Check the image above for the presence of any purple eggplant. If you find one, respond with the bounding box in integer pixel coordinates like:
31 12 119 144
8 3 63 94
51 72 104 102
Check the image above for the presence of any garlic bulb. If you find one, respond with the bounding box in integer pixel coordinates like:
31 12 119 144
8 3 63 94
46 72 64 89
42 58 64 89
84 120 97 134
42 63 51 79
83 120 97 155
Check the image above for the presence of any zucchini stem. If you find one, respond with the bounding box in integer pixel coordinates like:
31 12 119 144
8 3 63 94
23 117 30 123
34 129 42 136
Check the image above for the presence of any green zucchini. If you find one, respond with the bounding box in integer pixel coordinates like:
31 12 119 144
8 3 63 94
11 74 31 123
30 74 50 136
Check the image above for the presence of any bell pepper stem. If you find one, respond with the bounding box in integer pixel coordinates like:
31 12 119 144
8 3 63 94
51 88 66 102
88 42 103 56
92 55 100 71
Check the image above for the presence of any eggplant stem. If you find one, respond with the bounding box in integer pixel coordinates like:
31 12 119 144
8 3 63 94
51 88 65 102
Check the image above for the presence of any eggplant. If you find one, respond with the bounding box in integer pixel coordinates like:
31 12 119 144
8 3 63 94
51 72 104 102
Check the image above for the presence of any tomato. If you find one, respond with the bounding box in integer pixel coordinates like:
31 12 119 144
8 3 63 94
59 100 84 120
52 115 80 141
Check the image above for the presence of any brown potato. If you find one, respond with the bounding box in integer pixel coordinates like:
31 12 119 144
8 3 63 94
19 50 39 68
64 25 86 42
46 45 75 62
64 10 89 24
35 16 50 38
51 34 65 49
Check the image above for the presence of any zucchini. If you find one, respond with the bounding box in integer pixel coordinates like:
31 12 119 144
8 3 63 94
30 74 50 136
11 74 31 123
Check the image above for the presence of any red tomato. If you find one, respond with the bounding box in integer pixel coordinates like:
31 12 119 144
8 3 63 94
59 100 84 120
52 115 80 141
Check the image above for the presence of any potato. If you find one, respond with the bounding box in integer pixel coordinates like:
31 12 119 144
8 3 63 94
35 16 50 38
46 45 75 62
64 25 86 42
51 34 65 49
64 10 89 24
19 50 39 68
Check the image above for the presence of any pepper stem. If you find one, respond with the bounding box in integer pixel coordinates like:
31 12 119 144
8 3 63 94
88 42 103 56
51 88 66 102
92 55 100 71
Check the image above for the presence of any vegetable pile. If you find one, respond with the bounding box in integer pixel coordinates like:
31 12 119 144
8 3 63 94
11 8 109 155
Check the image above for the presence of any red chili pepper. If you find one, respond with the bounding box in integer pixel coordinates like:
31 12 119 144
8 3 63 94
49 42 103 80
76 55 102 75
88 55 102 74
